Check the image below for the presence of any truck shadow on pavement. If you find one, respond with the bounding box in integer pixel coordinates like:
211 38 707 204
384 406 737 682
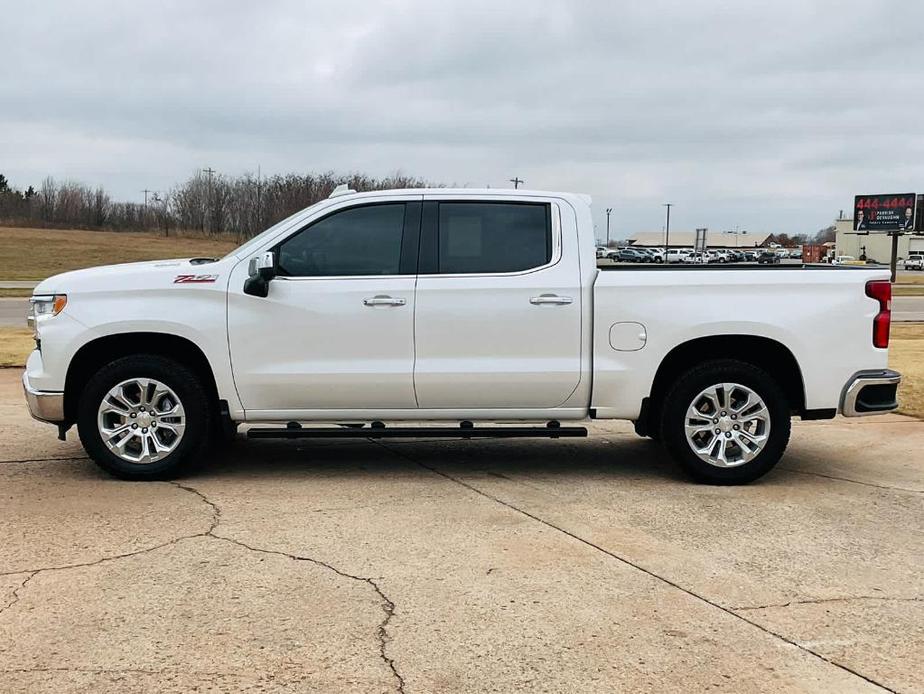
196 435 707 486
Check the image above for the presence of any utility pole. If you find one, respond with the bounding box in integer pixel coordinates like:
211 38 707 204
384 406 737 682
142 189 151 207
889 231 900 283
605 208 613 246
151 192 169 237
202 167 216 234
255 164 263 240
663 203 673 262
509 177 523 189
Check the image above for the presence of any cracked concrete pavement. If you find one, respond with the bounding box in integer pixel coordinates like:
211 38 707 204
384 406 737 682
1 371 922 692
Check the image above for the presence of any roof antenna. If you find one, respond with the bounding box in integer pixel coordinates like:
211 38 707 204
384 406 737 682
329 184 356 198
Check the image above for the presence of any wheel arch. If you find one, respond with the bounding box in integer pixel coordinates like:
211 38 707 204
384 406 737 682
637 334 806 438
64 332 220 424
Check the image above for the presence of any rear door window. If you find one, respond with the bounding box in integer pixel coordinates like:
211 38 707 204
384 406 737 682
437 202 552 274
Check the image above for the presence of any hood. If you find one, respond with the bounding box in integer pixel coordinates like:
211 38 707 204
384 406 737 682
33 257 233 294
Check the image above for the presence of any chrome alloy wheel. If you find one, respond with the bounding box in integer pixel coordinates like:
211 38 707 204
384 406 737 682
684 382 770 468
97 378 186 464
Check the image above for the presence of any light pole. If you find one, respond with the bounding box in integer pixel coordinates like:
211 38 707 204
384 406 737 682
606 208 613 247
723 227 748 248
663 203 673 262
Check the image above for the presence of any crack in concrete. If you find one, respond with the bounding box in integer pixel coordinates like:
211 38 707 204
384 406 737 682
733 595 924 611
0 526 214 579
371 441 898 694
208 533 405 694
777 467 922 494
166 481 405 693
0 479 407 693
0 479 221 581
0 572 37 618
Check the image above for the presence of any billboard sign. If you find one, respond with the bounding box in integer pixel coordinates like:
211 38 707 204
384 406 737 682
853 193 917 233
694 227 707 253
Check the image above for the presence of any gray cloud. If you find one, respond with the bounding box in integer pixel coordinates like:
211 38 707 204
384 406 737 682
2 0 923 237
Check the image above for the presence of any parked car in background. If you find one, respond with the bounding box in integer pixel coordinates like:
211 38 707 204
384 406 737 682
617 248 645 262
596 246 608 259
743 251 759 262
683 252 707 264
758 251 780 265
904 254 924 271
832 255 856 266
23 186 901 486
789 250 802 259
664 249 689 263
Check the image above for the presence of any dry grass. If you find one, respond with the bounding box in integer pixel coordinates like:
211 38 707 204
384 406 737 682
3 323 922 419
891 323 924 419
898 272 924 285
0 328 33 368
0 226 237 281
893 285 924 296
0 288 32 298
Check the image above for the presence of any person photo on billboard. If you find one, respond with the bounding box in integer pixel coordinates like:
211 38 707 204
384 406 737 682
855 208 867 230
904 206 914 230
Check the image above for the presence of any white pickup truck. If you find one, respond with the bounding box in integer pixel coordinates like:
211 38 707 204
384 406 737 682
23 187 901 484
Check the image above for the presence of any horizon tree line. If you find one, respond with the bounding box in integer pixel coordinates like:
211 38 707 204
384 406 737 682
0 170 435 240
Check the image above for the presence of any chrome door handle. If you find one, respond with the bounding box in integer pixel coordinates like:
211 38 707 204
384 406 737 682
530 294 573 305
363 295 406 307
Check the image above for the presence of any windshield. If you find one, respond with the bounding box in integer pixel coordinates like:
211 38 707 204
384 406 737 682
223 200 327 260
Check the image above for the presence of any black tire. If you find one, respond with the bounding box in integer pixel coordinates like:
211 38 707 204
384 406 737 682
77 355 213 480
660 359 791 485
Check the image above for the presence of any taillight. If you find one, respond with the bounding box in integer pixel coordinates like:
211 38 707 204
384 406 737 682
865 280 891 349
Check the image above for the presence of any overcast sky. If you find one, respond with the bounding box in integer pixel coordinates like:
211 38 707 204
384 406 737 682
3 0 923 238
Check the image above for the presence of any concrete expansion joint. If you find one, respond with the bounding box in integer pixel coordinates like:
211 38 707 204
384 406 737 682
368 441 900 694
0 456 91 465
0 665 240 678
778 467 923 494
733 595 924 612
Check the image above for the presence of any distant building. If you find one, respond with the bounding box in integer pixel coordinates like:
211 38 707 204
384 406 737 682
835 217 924 262
627 231 773 249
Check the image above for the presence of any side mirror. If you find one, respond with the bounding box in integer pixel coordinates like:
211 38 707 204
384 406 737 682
244 251 276 297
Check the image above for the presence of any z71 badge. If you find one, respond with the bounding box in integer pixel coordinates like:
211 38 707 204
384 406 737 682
173 274 219 284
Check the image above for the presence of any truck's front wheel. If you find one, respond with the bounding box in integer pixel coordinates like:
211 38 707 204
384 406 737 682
77 355 212 480
661 360 791 484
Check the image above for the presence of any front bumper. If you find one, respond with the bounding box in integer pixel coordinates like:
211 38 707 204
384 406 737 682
841 369 901 417
22 371 65 423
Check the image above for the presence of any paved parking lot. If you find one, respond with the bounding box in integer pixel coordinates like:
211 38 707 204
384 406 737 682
1 370 922 692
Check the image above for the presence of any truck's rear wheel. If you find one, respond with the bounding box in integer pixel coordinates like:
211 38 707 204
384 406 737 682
77 355 212 480
661 360 791 484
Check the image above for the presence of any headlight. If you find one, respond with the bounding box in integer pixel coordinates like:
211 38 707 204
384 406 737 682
28 295 67 335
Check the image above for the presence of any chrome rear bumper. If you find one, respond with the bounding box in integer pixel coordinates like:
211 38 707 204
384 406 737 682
22 372 65 423
841 369 901 417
